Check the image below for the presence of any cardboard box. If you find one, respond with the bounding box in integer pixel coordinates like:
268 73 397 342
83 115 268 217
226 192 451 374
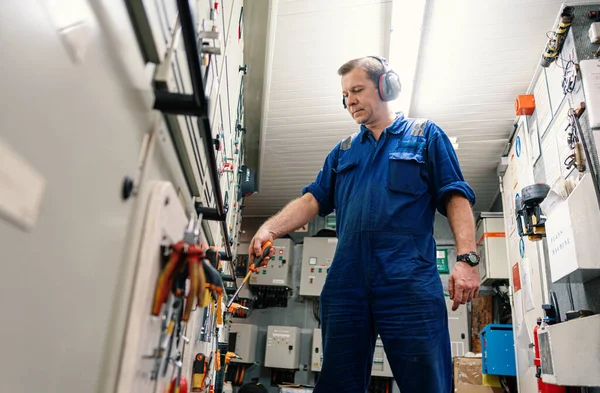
454 357 504 393
456 384 504 393
454 357 483 386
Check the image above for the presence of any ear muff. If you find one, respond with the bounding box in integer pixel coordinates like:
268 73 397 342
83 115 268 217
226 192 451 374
370 56 401 102
341 56 401 109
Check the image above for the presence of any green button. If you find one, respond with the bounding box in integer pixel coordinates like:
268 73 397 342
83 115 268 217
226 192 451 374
262 270 266 275
271 256 275 260
318 268 322 273
279 256 283 260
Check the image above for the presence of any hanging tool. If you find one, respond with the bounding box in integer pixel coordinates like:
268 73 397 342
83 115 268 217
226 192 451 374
167 352 188 393
152 215 207 322
227 241 272 308
568 108 600 208
201 258 226 327
192 353 210 392
162 294 184 377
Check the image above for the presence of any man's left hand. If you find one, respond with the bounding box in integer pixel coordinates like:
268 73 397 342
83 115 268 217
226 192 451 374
448 262 480 311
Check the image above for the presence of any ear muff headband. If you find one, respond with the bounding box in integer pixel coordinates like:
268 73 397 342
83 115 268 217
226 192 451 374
342 56 401 109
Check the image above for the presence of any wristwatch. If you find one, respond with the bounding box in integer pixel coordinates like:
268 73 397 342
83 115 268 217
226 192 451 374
456 252 480 267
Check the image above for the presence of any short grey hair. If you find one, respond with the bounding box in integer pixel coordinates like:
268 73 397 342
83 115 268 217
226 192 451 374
337 57 385 88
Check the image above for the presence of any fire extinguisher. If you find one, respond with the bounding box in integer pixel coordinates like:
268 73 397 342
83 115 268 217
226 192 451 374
533 317 566 393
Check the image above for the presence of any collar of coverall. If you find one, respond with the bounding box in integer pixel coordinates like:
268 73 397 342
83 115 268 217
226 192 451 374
359 111 405 143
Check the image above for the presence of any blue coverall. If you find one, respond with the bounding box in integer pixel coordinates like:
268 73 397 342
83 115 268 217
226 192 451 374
302 113 475 393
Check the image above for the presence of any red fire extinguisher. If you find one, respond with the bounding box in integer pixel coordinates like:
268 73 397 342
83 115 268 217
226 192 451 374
533 318 566 393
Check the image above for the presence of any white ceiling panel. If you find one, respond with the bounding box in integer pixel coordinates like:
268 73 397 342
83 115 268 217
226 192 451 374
243 0 597 217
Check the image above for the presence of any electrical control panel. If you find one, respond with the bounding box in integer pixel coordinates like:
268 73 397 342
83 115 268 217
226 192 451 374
476 212 508 285
229 323 258 364
249 239 295 287
446 298 469 357
264 325 301 370
539 315 600 386
311 328 322 372
311 329 392 377
299 237 338 297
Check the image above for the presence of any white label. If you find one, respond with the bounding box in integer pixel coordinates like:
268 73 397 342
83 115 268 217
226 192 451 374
436 250 445 259
272 279 284 284
327 238 338 244
0 138 46 230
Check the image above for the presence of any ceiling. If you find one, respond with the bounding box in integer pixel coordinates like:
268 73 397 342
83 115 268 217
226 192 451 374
241 0 597 217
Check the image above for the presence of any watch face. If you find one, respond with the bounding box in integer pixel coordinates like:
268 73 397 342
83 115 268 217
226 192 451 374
468 254 478 263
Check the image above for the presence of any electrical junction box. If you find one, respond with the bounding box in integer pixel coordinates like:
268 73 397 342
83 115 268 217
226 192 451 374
539 314 600 386
545 174 600 283
299 237 338 297
446 298 469 357
229 323 258 364
514 94 535 116
311 328 322 372
311 329 392 377
480 324 516 376
265 325 301 369
476 212 509 285
250 238 295 288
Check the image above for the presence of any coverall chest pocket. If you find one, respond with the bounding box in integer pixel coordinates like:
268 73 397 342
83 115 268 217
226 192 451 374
387 151 427 195
333 157 359 207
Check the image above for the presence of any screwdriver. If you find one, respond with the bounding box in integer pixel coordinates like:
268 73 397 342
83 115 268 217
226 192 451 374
226 241 272 308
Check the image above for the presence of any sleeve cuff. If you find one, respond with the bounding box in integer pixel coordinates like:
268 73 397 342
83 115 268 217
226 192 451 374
437 181 476 216
302 184 334 217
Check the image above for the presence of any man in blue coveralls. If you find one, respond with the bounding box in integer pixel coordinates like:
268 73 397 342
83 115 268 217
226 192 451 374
249 56 480 393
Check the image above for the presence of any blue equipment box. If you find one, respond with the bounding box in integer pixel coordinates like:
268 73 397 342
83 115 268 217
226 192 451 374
480 324 516 376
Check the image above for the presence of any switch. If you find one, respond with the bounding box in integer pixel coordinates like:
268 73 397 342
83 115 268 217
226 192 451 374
318 268 322 273
309 278 313 284
310 268 314 273
289 345 293 351
279 256 283 260
262 270 266 275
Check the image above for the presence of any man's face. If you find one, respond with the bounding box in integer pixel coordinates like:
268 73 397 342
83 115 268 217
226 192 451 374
341 67 382 125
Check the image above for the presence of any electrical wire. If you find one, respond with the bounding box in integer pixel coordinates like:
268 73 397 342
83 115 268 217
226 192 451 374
312 298 321 327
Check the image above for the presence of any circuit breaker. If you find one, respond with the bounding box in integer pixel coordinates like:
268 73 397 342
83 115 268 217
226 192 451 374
299 237 338 296
250 238 295 287
265 325 301 369
476 212 508 284
311 328 322 372
229 323 258 364
311 329 392 377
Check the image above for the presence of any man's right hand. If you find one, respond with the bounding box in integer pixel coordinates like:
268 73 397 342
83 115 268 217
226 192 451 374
248 227 276 264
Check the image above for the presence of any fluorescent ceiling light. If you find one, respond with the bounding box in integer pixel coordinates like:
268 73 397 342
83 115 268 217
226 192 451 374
387 0 427 117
